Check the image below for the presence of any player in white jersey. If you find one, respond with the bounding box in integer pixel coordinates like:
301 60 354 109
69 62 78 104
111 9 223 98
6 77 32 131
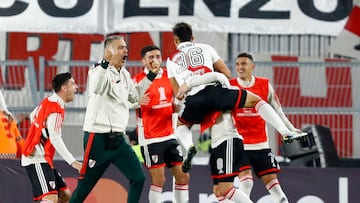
209 112 254 203
167 22 307 173
181 73 252 202
21 72 82 203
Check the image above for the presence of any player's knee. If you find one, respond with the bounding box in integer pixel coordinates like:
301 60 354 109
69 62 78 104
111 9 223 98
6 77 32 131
58 189 71 202
243 91 262 108
217 183 234 196
174 172 189 184
213 185 221 196
41 194 58 203
153 176 166 186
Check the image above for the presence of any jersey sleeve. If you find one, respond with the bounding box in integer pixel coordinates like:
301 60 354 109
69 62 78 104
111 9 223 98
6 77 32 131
268 83 297 131
166 58 186 86
88 66 108 94
166 57 177 79
47 113 76 165
206 44 221 63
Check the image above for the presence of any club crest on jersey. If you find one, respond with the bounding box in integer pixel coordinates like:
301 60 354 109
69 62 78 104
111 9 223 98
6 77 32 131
49 181 56 189
151 155 159 163
88 159 96 168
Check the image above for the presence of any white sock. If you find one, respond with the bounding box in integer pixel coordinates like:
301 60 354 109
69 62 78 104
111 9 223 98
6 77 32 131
255 100 290 135
216 195 234 203
224 187 253 203
149 184 162 203
176 125 194 151
174 183 189 203
238 175 254 196
266 179 289 203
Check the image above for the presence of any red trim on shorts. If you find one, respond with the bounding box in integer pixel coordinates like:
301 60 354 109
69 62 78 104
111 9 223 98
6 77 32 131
258 168 280 177
33 191 58 201
148 163 166 169
58 186 69 191
171 161 183 166
239 165 251 172
178 116 193 126
79 132 95 178
211 172 239 180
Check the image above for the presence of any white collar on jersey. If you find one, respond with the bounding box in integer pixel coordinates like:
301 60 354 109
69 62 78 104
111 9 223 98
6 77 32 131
49 93 66 108
177 42 193 50
144 67 163 78
237 75 255 88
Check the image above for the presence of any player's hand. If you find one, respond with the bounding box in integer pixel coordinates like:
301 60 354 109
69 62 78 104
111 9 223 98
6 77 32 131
2 111 15 123
281 131 308 143
149 58 161 74
139 93 150 105
176 83 190 100
71 161 82 173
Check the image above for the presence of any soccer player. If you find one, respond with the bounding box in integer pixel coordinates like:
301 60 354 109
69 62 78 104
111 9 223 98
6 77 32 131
133 45 189 203
182 72 253 202
70 35 145 203
167 22 307 173
231 53 299 203
21 72 82 203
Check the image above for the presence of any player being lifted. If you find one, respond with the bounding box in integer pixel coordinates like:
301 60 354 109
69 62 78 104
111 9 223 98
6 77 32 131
166 22 307 173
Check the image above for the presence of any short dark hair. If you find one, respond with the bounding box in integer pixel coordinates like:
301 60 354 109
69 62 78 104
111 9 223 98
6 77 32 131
141 45 161 58
104 35 124 49
52 72 72 93
172 22 192 42
237 52 254 62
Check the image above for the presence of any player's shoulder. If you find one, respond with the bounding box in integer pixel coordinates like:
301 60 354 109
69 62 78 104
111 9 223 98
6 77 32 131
229 77 238 85
196 42 212 47
192 42 214 50
133 71 146 83
162 68 168 75
167 49 183 60
254 76 269 83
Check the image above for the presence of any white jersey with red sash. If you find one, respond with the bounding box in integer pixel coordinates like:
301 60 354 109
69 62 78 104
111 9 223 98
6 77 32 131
166 42 220 96
22 95 64 168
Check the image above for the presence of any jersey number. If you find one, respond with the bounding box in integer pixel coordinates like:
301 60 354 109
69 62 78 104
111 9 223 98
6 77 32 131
158 87 167 101
176 47 205 70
